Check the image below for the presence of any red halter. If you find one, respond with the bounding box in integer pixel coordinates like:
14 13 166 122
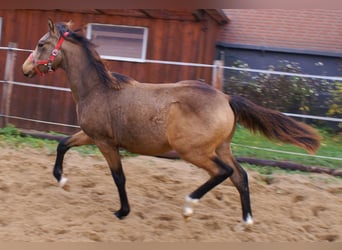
29 32 69 76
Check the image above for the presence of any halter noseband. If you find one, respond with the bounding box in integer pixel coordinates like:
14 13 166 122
29 32 69 76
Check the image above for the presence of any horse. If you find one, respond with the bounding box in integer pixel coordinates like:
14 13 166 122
22 19 320 225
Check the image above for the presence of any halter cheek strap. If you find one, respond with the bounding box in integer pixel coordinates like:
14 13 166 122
30 32 69 76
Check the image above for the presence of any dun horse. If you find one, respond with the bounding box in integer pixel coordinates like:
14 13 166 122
22 19 320 225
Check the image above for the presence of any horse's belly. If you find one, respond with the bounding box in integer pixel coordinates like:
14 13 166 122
115 110 172 155
121 137 172 156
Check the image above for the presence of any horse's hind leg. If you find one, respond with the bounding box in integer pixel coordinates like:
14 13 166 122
181 153 234 220
232 159 253 225
53 130 94 187
217 142 253 225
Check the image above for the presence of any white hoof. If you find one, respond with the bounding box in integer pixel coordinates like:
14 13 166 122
234 215 254 232
183 206 194 217
58 176 68 188
243 213 254 225
183 196 199 219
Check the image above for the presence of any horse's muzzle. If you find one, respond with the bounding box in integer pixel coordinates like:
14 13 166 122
22 68 35 78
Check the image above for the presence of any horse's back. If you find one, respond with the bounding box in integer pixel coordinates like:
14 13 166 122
128 80 232 121
149 81 235 150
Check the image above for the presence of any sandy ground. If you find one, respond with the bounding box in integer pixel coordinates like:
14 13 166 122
0 145 341 242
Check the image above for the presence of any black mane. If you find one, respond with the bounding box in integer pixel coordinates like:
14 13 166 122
55 22 133 89
111 72 136 83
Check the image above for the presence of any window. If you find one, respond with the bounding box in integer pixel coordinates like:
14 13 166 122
86 23 148 62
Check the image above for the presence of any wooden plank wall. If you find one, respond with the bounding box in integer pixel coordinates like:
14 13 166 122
0 10 220 134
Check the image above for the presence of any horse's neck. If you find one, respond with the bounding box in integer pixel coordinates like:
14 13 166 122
62 46 103 103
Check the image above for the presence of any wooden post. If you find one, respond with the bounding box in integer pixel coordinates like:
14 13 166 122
212 60 223 91
0 42 17 127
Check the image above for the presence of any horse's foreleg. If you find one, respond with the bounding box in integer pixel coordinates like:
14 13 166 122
96 143 130 219
182 155 233 220
110 163 130 219
53 130 94 187
53 136 69 187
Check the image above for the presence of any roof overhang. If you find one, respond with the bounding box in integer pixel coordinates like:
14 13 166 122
57 9 229 25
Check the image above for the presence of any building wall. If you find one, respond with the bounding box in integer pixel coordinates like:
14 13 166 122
219 9 342 54
0 9 219 83
0 9 221 133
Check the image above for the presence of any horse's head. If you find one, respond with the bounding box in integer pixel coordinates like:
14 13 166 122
22 19 71 77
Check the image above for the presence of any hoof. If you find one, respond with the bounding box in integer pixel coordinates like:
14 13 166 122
234 214 254 232
234 222 248 232
182 196 199 219
183 206 194 218
58 176 68 187
183 214 192 222
243 213 254 226
114 209 129 220
61 184 71 192
58 176 70 191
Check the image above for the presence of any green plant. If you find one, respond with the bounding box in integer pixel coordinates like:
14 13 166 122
0 123 20 136
327 82 342 129
224 59 336 127
0 124 340 172
232 125 341 170
0 124 137 157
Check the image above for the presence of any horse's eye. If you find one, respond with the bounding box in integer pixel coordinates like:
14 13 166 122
38 42 44 48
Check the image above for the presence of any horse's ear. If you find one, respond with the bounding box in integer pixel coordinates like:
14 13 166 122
48 18 55 33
